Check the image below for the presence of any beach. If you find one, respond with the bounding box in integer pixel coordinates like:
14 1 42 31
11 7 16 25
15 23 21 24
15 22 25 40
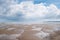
0 23 60 40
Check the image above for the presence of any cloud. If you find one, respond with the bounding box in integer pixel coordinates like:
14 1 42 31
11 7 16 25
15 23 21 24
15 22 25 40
5 1 48 19
9 1 60 19
0 0 60 22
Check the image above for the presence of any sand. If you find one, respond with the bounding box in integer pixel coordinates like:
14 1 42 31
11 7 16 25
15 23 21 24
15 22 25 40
0 23 60 40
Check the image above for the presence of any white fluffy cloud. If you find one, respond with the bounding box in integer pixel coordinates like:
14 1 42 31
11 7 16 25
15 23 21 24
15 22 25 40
0 0 60 22
7 1 60 19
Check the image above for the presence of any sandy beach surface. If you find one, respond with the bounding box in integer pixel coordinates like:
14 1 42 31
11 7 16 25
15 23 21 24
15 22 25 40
0 23 60 40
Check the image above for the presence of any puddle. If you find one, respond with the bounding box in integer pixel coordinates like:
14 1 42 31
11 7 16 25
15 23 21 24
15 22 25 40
7 28 16 30
32 28 42 31
34 31 50 39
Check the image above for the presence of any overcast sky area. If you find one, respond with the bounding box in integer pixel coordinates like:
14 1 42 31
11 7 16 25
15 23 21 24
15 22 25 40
0 0 60 23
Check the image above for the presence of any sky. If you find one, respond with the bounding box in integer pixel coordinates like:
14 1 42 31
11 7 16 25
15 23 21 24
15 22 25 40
0 0 60 23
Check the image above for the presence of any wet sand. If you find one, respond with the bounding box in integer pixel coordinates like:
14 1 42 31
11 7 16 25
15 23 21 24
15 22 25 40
0 24 60 40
